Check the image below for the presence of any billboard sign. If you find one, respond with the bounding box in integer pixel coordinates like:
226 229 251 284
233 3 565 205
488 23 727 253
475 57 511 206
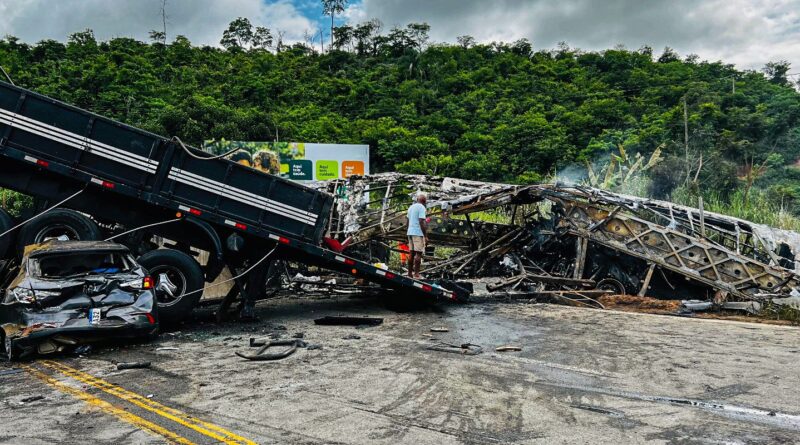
203 140 369 181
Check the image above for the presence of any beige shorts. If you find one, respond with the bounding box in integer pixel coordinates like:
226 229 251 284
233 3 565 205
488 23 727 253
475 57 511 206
408 236 425 252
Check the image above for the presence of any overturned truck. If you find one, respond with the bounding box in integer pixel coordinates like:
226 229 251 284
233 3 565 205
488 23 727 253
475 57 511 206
315 173 800 311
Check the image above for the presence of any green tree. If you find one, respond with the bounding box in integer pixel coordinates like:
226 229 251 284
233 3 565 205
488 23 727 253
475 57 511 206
252 26 273 50
763 60 791 85
321 0 347 50
220 17 254 50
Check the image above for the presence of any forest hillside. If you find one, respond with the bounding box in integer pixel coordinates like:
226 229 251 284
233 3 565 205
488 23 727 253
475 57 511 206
2 20 800 224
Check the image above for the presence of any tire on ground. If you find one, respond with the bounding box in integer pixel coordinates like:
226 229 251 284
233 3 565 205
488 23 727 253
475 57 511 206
0 208 14 259
595 277 627 296
137 249 204 325
16 208 101 254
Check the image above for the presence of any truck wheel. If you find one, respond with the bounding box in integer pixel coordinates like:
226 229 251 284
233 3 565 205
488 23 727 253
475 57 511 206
0 209 14 259
262 260 284 299
595 278 627 296
138 249 204 325
16 208 101 253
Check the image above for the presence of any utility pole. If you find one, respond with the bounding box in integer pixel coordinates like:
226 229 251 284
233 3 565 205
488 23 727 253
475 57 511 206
683 97 688 152
161 0 168 43
683 96 690 184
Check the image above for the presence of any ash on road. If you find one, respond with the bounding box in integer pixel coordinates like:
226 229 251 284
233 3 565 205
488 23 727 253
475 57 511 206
2 295 799 444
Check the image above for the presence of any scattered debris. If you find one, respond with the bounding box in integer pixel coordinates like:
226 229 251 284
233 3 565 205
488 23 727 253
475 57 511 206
73 345 92 355
116 362 152 370
20 395 44 403
495 345 522 352
571 404 625 418
314 316 384 326
430 327 449 332
681 300 714 312
341 333 361 340
426 341 483 355
236 338 308 361
156 347 179 351
0 368 23 377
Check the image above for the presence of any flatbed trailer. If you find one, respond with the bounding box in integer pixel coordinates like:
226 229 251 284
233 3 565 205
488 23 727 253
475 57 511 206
0 80 463 323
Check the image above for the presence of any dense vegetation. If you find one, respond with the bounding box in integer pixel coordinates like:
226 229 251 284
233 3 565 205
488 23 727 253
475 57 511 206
2 20 800 225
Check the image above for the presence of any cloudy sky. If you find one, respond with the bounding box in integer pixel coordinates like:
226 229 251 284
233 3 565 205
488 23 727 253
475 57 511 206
1 0 799 72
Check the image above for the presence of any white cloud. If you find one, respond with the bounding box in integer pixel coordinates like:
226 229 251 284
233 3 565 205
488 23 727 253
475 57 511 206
347 0 800 71
2 0 799 71
0 0 318 46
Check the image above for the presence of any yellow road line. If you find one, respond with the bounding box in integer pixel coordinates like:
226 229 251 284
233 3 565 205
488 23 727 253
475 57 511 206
42 360 257 445
21 364 196 445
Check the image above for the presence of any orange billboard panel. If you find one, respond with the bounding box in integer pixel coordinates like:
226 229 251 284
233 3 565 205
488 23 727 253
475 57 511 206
342 160 365 178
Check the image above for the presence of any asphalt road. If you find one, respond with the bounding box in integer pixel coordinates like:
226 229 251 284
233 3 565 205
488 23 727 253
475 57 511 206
2 295 799 444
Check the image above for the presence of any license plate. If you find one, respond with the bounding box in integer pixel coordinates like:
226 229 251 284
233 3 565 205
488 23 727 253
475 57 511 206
89 308 102 325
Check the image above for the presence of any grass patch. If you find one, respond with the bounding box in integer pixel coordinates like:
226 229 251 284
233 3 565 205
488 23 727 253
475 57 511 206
672 187 800 232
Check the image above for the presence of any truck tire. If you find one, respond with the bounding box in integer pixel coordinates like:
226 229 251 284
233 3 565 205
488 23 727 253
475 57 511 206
0 209 14 259
16 208 101 253
595 278 627 296
138 249 204 325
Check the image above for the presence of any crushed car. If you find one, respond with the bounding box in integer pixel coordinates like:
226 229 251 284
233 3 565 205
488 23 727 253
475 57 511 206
0 241 158 360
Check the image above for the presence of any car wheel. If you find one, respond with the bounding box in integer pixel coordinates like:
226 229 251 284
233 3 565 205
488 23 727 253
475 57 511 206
138 249 204 325
16 208 101 254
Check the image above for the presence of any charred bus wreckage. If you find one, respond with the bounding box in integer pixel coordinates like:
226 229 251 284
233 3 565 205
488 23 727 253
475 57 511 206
309 173 800 314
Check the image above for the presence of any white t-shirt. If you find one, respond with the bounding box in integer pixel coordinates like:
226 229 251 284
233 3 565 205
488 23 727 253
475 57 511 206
407 203 427 236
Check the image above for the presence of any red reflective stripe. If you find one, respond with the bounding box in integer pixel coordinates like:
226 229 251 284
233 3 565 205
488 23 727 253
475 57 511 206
132 311 156 324
344 258 355 266
36 159 49 167
101 181 115 189
278 237 290 244
235 223 247 230
189 208 202 216
422 284 432 292
384 272 395 279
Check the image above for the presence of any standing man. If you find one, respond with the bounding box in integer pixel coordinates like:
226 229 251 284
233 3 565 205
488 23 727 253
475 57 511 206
407 192 428 278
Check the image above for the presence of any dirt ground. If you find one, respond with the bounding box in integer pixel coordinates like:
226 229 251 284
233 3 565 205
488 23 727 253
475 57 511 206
597 294 798 326
2 294 799 444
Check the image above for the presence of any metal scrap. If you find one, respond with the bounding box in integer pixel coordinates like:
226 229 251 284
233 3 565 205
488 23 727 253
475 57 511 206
426 341 483 355
236 338 308 361
116 361 152 370
314 316 384 326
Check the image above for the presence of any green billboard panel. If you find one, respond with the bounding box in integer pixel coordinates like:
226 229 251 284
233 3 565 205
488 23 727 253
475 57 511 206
316 160 338 180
